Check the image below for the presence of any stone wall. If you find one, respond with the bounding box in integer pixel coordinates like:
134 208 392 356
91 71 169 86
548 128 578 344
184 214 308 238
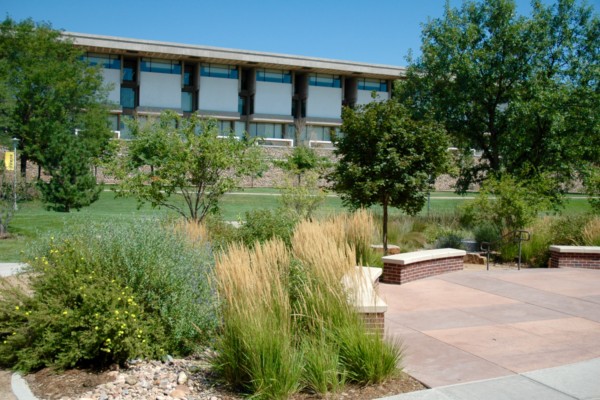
0 146 479 191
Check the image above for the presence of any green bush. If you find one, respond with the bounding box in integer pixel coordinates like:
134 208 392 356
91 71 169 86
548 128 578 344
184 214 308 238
551 214 590 246
473 224 500 245
23 217 218 355
237 208 298 248
0 243 167 372
435 234 464 250
521 230 552 268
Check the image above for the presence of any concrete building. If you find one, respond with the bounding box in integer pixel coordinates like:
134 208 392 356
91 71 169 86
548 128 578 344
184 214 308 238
70 32 406 146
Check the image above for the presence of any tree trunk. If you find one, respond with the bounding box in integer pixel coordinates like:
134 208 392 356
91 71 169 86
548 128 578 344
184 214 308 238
37 165 41 180
20 154 27 177
383 194 389 256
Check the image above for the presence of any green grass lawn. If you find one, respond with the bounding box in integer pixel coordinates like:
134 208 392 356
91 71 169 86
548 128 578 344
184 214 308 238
0 190 593 262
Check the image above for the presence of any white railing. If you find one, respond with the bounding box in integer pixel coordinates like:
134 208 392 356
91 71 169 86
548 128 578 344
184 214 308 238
217 135 241 140
261 138 294 147
309 140 335 149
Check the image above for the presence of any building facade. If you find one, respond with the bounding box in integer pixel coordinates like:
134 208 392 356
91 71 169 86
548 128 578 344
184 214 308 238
70 32 406 146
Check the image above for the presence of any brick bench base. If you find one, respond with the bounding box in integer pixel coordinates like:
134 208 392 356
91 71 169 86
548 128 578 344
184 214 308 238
382 256 464 285
550 251 600 269
361 312 385 333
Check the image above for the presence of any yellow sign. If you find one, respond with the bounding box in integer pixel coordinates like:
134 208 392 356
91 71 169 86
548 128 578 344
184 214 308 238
4 151 15 171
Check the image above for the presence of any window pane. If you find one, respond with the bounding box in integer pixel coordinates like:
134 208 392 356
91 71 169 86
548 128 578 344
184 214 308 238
238 96 246 115
151 59 171 74
172 64 181 75
316 75 334 87
333 76 341 88
108 115 118 131
273 124 283 139
120 116 133 139
181 92 193 112
380 82 387 92
140 58 151 72
109 57 121 70
87 53 109 67
123 60 136 81
358 80 365 90
249 123 257 137
200 65 210 77
264 69 282 83
120 88 135 108
209 64 230 79
257 69 266 82
308 74 317 86
323 127 331 141
234 121 246 138
230 67 238 79
363 78 381 91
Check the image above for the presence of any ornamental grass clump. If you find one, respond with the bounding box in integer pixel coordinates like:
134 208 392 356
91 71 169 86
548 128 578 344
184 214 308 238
0 240 167 372
212 217 405 400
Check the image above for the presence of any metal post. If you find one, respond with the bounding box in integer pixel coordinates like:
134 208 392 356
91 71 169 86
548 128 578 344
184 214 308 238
518 233 522 271
487 247 490 271
427 174 431 216
11 138 19 211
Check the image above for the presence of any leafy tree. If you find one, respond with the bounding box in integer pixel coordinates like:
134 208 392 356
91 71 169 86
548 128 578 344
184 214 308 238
460 172 554 235
329 94 451 255
108 112 266 222
0 17 113 176
275 145 331 184
397 0 600 195
277 170 327 219
584 167 600 214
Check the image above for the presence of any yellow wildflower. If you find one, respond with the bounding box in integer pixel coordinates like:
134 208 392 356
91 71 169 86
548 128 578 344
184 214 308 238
115 310 119 315
131 314 136 318
51 237 54 240
15 306 19 310
45 262 48 265
142 340 145 343
63 311 68 315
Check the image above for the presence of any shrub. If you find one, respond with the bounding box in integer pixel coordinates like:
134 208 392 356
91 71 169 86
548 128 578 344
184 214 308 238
237 208 298 248
551 214 589 245
0 243 167 372
473 224 500 245
23 217 218 355
460 173 554 234
521 221 552 268
435 234 464 250
276 170 327 219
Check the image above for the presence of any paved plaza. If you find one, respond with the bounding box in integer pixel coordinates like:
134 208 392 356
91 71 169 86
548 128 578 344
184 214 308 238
380 268 600 388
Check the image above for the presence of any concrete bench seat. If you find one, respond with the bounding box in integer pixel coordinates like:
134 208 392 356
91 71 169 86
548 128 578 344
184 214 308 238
550 246 600 269
381 248 466 284
342 266 388 331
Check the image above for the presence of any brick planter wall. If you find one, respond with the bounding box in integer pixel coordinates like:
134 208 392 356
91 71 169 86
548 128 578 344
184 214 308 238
361 312 385 333
550 250 600 270
382 256 464 285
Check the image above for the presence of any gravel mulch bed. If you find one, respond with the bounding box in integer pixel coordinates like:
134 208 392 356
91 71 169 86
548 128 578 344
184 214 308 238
23 351 425 400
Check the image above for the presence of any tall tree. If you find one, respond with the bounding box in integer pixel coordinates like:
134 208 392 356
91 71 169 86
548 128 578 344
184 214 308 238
397 0 600 194
0 17 113 176
108 112 266 222
329 94 451 255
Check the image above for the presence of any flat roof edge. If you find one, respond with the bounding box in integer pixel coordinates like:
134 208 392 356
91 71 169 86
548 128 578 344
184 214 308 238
64 32 406 78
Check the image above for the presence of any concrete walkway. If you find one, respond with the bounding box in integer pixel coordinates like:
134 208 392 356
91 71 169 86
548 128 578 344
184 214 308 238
0 263 24 277
379 268 600 389
377 357 600 399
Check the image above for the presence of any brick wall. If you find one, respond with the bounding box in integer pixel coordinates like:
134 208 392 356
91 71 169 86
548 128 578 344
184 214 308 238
382 256 464 285
550 251 600 270
361 312 385 334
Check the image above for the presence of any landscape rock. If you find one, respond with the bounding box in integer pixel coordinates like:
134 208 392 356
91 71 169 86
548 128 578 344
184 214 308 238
125 375 138 385
465 253 486 265
177 372 188 385
371 244 401 255
170 389 187 398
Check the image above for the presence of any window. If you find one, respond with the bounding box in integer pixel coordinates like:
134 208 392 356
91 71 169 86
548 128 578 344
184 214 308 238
358 78 387 92
184 65 194 86
108 115 119 131
123 59 136 82
200 64 238 79
120 115 133 139
249 95 255 115
181 92 193 112
121 87 136 108
141 58 181 75
216 120 232 134
256 69 291 84
79 52 120 70
308 73 341 88
249 123 283 139
234 121 246 138
291 101 297 118
301 99 306 118
238 96 247 115
302 126 331 142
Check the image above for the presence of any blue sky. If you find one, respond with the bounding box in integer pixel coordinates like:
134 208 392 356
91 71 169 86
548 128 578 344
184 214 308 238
3 0 598 66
